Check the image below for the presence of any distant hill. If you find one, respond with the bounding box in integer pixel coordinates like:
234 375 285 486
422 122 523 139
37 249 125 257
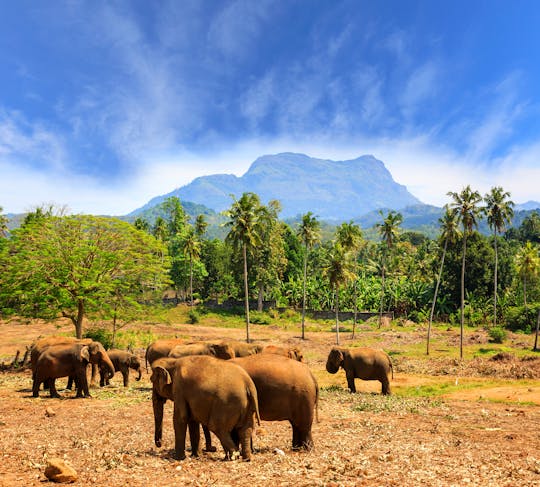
515 201 540 211
129 152 421 220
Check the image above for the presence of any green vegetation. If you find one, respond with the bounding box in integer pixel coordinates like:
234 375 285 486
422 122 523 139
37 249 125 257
1 187 539 353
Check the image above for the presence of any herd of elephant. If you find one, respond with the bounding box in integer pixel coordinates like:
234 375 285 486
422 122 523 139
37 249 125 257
28 335 394 461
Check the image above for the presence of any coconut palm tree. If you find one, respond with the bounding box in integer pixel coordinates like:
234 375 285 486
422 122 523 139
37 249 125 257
194 214 208 237
224 192 262 343
323 242 356 345
447 185 483 359
336 221 363 337
375 210 402 327
182 227 201 306
0 207 8 238
515 242 540 349
426 206 460 355
484 187 514 328
297 212 321 339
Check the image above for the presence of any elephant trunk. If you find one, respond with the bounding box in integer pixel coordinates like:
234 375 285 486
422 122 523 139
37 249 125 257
325 360 339 374
136 367 142 381
102 356 115 380
152 391 165 447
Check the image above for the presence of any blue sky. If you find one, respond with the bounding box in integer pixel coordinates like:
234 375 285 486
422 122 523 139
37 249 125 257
1 0 540 214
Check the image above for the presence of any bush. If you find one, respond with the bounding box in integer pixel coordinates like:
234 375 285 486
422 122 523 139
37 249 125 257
188 309 200 324
249 311 271 325
488 326 507 344
84 327 112 349
504 303 540 333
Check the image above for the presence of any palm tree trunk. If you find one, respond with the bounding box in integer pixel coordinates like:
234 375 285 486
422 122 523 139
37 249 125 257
493 229 498 328
301 245 308 340
379 262 386 329
352 280 358 339
534 307 540 351
460 235 467 359
335 285 340 345
243 243 251 343
257 283 264 312
523 276 528 334
189 255 194 306
427 238 448 355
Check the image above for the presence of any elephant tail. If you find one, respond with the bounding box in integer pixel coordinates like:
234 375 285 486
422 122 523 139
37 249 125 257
247 384 261 426
313 374 320 423
389 357 394 380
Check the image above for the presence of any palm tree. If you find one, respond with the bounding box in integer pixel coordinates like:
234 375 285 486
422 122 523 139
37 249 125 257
447 185 483 359
484 187 514 328
323 242 356 345
375 210 402 327
297 212 321 339
0 207 9 238
182 227 201 306
224 193 262 343
426 206 460 355
515 242 540 349
335 221 363 337
194 214 208 237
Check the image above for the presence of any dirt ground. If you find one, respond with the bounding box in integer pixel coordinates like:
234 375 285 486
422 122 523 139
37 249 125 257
1 319 540 486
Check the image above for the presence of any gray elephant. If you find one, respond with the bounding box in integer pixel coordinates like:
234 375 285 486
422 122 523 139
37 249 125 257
100 349 142 387
231 353 318 450
150 357 216 454
32 341 115 398
325 347 393 395
151 355 260 461
145 338 185 370
168 341 235 360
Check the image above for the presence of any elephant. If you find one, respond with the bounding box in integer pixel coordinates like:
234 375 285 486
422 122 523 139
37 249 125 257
151 355 260 461
99 349 142 387
231 353 318 450
145 338 186 371
225 340 264 357
30 336 98 389
168 341 235 360
32 341 115 398
325 347 393 395
150 357 216 454
261 344 304 362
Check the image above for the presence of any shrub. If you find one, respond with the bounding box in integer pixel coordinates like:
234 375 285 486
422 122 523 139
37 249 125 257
188 309 200 324
504 303 540 333
249 311 271 325
84 327 113 349
488 326 507 344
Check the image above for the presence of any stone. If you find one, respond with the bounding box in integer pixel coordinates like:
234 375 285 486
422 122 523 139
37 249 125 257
45 407 56 417
44 458 77 483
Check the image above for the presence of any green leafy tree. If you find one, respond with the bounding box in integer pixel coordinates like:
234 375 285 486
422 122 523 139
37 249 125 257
224 192 262 342
484 186 514 328
323 242 356 345
427 206 460 355
0 214 170 338
297 212 321 339
335 221 363 337
448 185 483 359
515 242 540 348
194 214 208 238
182 227 202 306
375 210 403 327
252 200 287 311
0 206 8 238
134 217 150 233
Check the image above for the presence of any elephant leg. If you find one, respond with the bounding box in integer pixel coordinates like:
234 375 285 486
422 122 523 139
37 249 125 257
66 376 74 390
202 426 217 452
32 377 41 398
152 392 166 447
346 371 357 393
214 429 238 460
381 377 391 395
90 363 98 386
173 402 189 460
76 372 90 398
238 425 253 461
188 420 201 457
99 372 105 387
122 369 129 387
49 379 61 398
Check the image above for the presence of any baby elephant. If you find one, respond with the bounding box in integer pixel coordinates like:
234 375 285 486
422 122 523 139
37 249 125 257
100 349 142 387
326 347 393 395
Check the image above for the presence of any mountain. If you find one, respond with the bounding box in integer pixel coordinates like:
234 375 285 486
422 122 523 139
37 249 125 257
515 201 540 211
129 153 421 220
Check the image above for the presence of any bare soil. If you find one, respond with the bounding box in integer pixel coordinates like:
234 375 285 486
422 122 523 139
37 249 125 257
1 318 540 486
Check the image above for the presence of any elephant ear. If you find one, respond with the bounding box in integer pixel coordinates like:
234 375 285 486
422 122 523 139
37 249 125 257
150 366 171 386
80 346 90 362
